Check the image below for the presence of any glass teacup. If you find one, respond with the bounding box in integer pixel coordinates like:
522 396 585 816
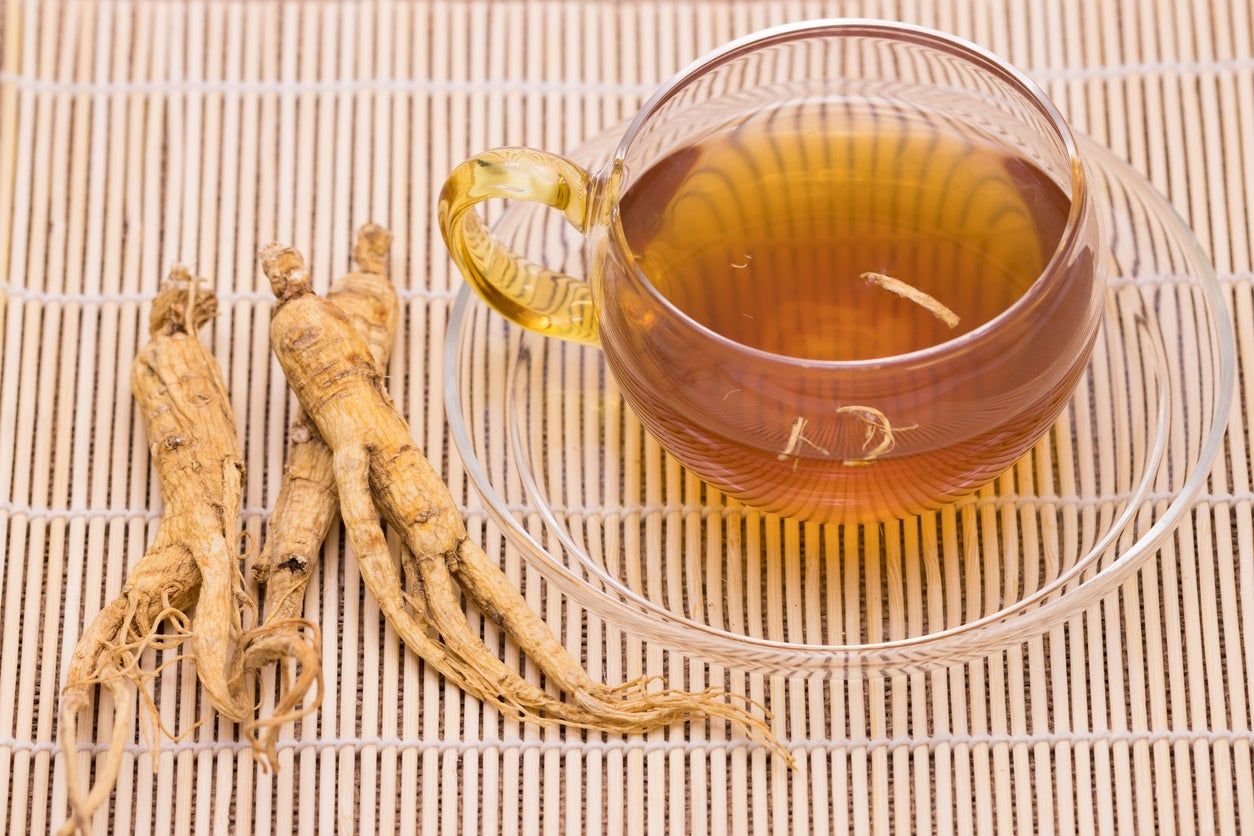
440 20 1104 523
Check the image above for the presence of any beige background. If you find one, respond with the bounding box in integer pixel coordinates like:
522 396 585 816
1 1 1252 833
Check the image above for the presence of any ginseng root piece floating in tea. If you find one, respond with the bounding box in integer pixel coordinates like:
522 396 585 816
242 224 400 766
58 273 250 836
259 243 791 764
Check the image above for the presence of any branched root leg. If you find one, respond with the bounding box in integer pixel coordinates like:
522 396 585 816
333 445 543 721
58 584 198 836
446 537 785 752
59 662 134 836
241 618 323 770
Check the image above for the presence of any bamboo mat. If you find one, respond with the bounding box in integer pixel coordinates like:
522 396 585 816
1 1 1252 833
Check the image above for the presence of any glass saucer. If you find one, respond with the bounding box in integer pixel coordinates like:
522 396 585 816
444 126 1234 676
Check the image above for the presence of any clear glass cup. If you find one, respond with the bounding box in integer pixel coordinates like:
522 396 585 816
439 20 1105 523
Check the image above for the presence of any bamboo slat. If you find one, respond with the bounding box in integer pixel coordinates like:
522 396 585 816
1 1 1251 834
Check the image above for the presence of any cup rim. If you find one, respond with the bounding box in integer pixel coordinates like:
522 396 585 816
608 18 1088 370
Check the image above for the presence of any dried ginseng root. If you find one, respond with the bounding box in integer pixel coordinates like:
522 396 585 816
260 244 791 765
242 224 400 765
58 272 247 835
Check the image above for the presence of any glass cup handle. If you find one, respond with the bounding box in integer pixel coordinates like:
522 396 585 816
439 148 598 345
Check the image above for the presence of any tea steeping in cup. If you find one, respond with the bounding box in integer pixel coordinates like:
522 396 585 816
440 20 1104 523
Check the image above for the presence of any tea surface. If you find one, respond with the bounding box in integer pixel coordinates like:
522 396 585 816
620 104 1071 361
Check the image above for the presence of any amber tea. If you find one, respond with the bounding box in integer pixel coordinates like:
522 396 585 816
620 104 1071 362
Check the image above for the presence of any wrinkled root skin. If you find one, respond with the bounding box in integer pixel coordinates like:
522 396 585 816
261 245 791 766
243 223 399 766
58 275 247 835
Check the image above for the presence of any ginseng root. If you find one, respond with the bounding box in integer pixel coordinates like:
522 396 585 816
58 272 245 835
260 244 791 763
242 224 400 765
861 271 960 328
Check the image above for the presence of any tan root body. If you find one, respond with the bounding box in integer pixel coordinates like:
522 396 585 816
58 273 245 835
260 244 791 764
243 224 400 764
